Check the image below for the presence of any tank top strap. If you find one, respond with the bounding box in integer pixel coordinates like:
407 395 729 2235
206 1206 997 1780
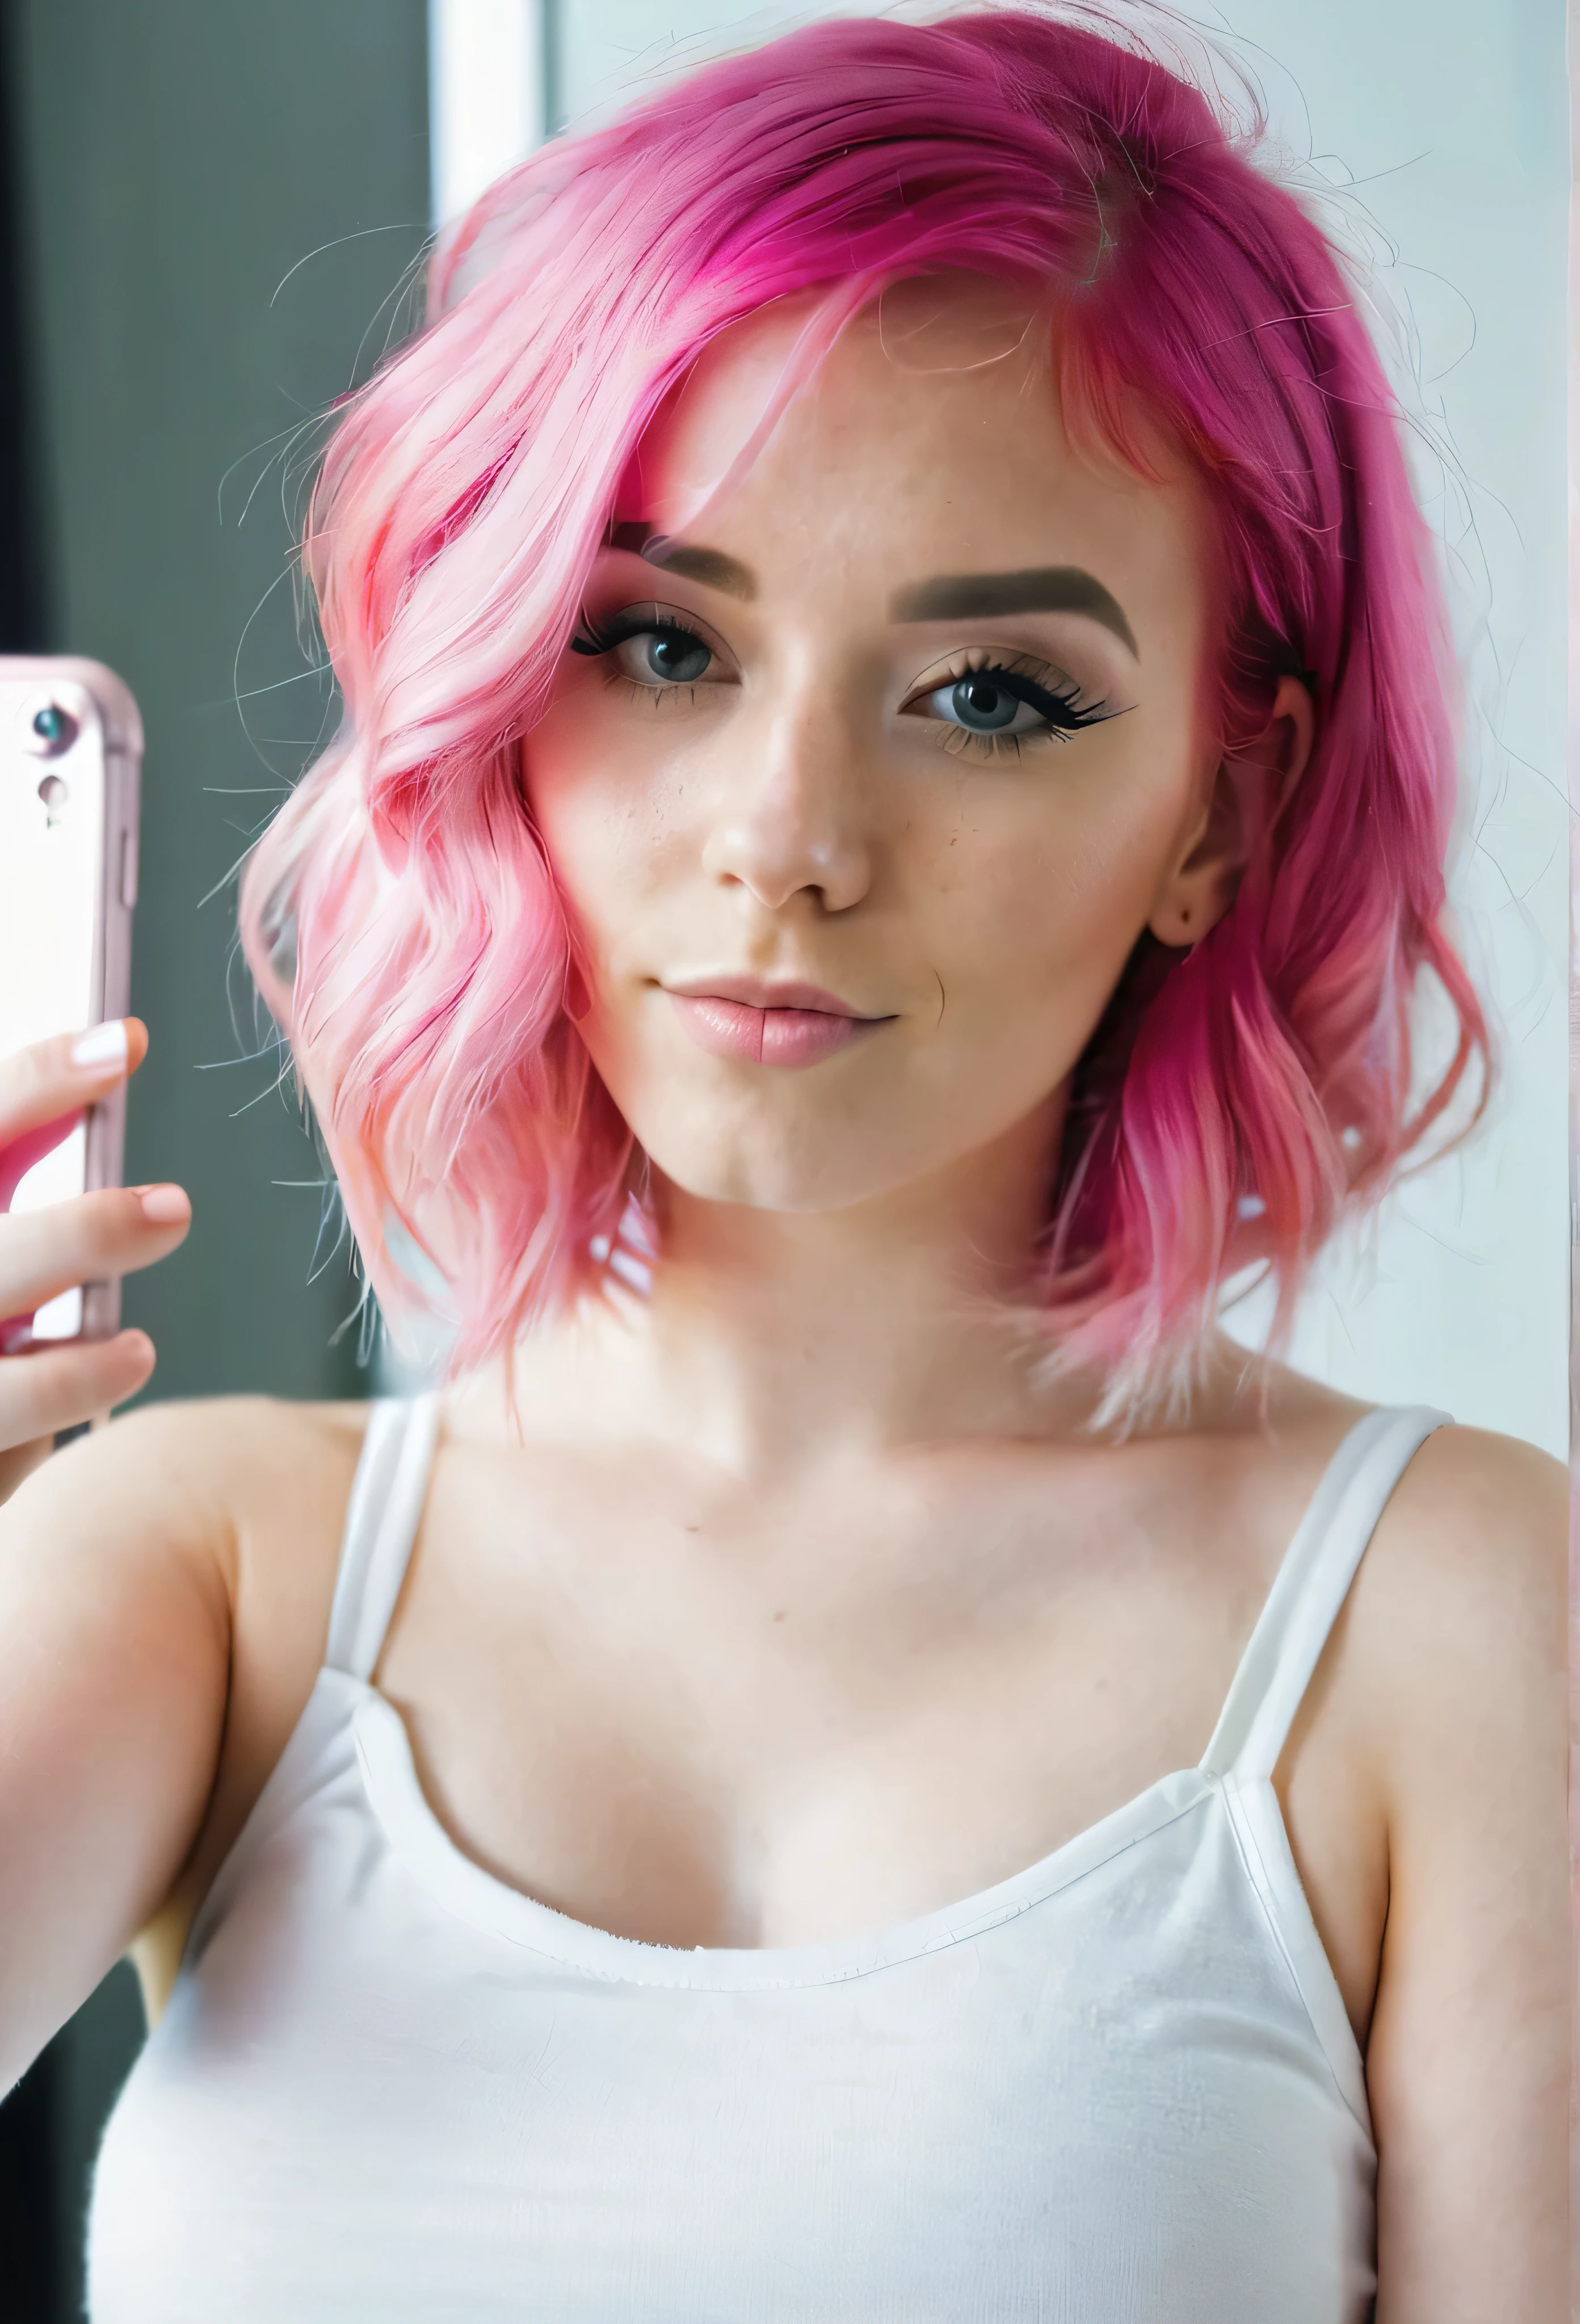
1200 1403 1450 1784
323 1393 443 1681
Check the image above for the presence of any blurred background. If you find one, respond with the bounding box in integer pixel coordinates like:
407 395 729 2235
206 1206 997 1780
0 2 1566 2316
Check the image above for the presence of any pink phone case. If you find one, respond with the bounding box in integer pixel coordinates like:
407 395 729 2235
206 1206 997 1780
0 656 142 1341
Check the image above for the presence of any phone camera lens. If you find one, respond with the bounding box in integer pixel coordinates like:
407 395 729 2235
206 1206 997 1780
27 702 78 757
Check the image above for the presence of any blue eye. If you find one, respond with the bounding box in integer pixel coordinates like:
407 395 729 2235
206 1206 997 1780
570 607 718 690
940 675 1038 734
909 659 1112 748
627 631 712 685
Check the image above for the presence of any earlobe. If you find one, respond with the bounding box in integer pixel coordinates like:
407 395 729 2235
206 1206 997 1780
1146 674 1314 948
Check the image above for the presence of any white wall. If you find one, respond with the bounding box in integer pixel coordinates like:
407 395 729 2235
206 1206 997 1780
430 0 1569 1455
430 0 545 223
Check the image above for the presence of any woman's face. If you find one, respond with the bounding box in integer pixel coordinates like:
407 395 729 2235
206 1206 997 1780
525 279 1226 1219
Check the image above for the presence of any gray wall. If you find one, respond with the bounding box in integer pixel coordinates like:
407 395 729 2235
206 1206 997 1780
3 3 428 2310
12 0 430 1404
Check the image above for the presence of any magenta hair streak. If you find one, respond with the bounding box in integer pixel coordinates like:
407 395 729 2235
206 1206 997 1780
239 5 1487 1413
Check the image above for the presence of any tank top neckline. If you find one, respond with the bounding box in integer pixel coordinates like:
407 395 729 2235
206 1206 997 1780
294 1395 1449 2002
350 1688 1216 1990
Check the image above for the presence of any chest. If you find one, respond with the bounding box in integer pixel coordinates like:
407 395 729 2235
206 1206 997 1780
100 1766 1379 2324
373 1446 1290 1955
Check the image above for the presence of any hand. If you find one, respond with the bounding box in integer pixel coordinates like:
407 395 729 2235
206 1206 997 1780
0 1020 189 1503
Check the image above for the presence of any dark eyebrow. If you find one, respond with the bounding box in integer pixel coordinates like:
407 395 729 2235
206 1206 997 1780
607 521 757 603
888 567 1138 657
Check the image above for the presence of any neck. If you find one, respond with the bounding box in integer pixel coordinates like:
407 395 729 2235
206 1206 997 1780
494 1096 1096 1481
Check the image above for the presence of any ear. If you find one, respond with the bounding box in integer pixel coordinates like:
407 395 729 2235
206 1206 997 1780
1147 675 1314 948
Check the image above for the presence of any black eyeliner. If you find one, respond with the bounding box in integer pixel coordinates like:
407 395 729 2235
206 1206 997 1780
570 605 710 658
922 655 1113 736
991 669 1109 731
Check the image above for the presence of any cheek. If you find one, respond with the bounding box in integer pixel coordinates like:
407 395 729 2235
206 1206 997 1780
523 695 678 957
915 753 1183 1042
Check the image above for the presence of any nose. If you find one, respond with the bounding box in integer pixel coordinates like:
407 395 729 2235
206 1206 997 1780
699 683 872 915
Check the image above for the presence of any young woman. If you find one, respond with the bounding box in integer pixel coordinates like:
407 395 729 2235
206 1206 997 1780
0 10 1565 2320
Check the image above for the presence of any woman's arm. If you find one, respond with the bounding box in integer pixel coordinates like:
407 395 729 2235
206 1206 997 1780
0 1406 234 2089
1363 1427 1569 2322
0 1021 231 2087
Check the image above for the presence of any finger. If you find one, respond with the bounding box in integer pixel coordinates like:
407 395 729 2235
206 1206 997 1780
0 1018 149 1150
0 1329 154 1458
0 1184 191 1321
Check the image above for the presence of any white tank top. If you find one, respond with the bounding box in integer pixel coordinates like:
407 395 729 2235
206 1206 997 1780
87 1399 1445 2322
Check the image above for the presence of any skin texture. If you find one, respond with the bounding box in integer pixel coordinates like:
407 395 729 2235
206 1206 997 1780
0 283 1566 2321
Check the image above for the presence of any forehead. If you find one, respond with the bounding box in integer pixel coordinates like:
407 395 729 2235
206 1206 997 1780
633 275 1212 612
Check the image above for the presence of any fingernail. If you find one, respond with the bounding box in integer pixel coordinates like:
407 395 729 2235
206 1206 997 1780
72 1020 128 1071
136 1185 190 1226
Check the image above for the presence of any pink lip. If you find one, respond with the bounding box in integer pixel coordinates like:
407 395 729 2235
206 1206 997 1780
663 976 893 1070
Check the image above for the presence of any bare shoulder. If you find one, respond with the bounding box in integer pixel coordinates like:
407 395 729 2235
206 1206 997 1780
6 1390 369 1609
8 1389 377 1759
1258 1399 1564 1879
1224 1353 1565 1662
72 1395 381 2009
1382 1418 1565 1536
19 1387 367 1522
93 1385 373 1475
0 1392 383 2046
1341 1422 1566 1804
102 1391 373 1642
1362 1423 1564 1656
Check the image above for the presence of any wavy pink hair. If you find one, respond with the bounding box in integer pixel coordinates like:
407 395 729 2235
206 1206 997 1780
238 3 1486 1408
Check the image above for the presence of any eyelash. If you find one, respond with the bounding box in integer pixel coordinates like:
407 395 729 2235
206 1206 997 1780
570 611 1113 754
901 650 1112 759
571 607 695 659
570 607 721 710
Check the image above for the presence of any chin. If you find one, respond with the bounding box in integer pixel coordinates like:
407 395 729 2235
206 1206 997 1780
640 1117 924 1220
652 1154 897 1219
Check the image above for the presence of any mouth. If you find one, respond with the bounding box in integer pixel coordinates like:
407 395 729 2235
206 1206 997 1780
661 975 895 1070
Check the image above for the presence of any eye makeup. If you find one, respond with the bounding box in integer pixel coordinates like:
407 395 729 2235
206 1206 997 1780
900 649 1117 758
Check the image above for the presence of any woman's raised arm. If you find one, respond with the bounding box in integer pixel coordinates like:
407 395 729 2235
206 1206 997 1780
0 1021 228 2088
0 1406 234 2089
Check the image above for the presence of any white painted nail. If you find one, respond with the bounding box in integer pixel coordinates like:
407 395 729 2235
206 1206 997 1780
70 1020 128 1071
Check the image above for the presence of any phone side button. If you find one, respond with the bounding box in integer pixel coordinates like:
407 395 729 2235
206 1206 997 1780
119 824 138 908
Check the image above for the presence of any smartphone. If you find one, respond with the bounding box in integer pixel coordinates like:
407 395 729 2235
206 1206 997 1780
0 657 142 1343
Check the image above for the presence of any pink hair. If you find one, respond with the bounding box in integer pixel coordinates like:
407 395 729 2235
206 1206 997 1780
238 3 1487 1409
